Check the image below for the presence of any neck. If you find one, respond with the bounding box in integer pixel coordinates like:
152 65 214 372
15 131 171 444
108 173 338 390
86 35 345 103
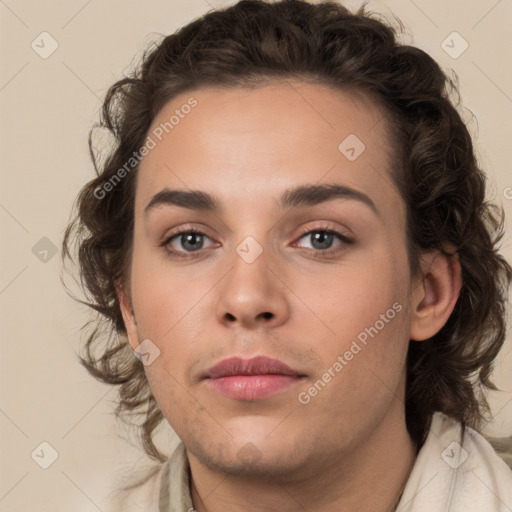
188 403 417 512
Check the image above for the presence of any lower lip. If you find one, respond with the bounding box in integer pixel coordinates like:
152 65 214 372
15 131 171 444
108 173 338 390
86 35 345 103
205 374 303 400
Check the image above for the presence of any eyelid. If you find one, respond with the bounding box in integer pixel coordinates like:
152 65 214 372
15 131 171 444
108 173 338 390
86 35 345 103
295 221 353 240
291 222 355 256
160 221 355 259
160 223 214 244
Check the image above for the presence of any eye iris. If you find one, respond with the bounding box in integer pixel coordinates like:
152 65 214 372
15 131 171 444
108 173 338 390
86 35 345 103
181 233 203 251
311 231 333 250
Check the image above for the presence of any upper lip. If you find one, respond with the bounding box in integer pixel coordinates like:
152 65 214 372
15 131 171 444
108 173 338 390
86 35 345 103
204 356 305 379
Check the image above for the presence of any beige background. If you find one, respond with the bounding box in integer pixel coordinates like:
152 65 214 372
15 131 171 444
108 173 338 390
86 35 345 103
1 0 511 510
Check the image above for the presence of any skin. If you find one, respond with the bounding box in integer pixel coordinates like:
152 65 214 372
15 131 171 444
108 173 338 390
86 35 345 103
117 81 462 512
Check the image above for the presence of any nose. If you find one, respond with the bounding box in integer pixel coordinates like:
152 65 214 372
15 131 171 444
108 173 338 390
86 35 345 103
215 245 290 330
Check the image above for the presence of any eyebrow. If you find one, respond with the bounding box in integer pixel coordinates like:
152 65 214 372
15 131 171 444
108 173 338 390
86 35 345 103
144 183 379 217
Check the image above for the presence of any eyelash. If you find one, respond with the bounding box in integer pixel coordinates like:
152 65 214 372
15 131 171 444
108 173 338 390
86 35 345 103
160 224 354 261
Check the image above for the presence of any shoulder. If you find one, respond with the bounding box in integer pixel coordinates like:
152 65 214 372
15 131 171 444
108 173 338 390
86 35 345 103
107 443 192 512
397 412 512 511
107 462 168 512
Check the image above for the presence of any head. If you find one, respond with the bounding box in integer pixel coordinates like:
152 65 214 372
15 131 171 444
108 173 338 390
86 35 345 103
62 0 511 478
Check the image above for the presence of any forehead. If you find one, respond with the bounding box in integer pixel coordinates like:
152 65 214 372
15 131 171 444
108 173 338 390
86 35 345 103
135 81 398 217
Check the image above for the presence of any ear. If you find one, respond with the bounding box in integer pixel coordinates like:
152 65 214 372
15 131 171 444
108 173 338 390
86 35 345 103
409 247 462 341
115 279 139 351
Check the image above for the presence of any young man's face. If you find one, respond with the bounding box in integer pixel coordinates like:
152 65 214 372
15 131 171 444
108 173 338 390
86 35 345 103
121 82 418 478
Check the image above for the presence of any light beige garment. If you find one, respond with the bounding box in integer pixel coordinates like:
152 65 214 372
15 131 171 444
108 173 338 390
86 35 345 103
395 413 512 511
118 412 512 511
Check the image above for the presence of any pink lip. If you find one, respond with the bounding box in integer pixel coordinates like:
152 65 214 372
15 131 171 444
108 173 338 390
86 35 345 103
203 356 305 401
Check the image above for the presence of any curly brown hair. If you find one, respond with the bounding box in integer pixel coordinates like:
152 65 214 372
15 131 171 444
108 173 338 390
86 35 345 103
62 0 512 467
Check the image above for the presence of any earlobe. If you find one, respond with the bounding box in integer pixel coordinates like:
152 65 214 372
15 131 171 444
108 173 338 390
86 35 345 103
409 249 462 341
115 279 140 351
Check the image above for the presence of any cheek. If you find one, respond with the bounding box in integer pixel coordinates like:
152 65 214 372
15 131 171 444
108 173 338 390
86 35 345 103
130 245 207 336
306 257 405 335
143 358 210 441
300 243 410 382
127 259 201 397
296 295 410 432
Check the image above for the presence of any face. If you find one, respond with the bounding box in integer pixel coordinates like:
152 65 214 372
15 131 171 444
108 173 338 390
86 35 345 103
121 81 416 479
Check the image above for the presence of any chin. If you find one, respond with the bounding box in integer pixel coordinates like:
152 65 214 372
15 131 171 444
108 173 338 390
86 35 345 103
192 428 310 477
202 446 305 480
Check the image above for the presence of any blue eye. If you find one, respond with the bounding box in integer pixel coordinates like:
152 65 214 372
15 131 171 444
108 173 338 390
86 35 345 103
294 227 354 257
297 230 338 250
161 224 354 260
162 228 215 258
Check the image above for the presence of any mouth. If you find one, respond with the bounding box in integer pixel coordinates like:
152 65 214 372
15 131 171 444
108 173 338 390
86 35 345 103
203 356 307 401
